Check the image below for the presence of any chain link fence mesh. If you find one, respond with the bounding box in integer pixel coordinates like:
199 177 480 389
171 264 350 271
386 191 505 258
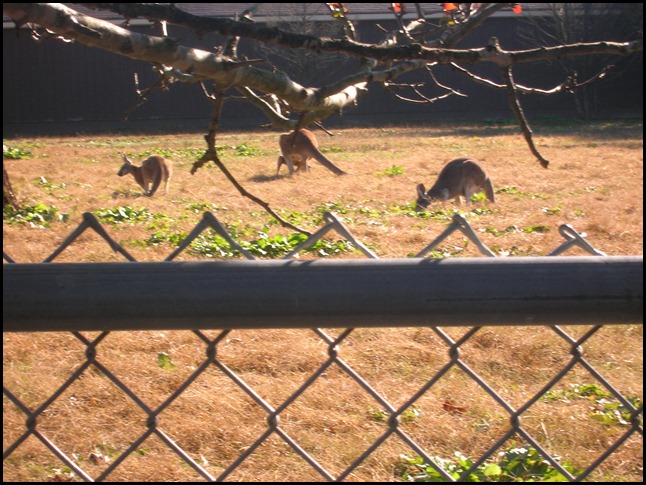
3 211 643 481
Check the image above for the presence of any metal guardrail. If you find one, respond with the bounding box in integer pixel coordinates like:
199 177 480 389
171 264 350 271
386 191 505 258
3 212 643 482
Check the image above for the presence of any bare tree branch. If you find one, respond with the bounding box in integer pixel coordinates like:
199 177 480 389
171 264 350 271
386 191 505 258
3 2 642 178
501 65 550 168
65 3 640 64
384 80 464 104
451 62 615 95
4 4 640 121
123 70 172 121
190 84 312 235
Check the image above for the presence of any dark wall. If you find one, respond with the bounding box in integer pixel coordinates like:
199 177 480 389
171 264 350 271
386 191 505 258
3 16 642 137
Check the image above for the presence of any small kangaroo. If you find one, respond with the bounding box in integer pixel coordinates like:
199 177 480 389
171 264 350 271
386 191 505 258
118 153 172 196
416 158 495 209
277 129 347 176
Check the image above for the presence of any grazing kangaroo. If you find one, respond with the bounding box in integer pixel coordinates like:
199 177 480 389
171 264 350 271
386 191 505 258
277 129 347 176
118 153 172 196
416 158 495 209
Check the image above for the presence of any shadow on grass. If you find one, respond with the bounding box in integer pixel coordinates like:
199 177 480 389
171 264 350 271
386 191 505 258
248 173 284 183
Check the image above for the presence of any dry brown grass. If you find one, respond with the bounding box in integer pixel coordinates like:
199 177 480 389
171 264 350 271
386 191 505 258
3 120 644 261
3 120 643 482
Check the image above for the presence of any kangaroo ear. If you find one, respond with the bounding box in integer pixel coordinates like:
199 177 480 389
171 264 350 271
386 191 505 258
416 183 426 197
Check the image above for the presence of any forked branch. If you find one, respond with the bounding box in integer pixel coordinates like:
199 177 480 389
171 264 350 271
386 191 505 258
190 85 312 236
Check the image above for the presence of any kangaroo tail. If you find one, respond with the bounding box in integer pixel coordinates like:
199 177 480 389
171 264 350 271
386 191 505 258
484 178 495 203
313 151 347 175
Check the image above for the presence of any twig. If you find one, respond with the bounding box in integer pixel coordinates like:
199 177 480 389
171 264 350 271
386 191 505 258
123 71 170 121
384 64 466 104
451 62 614 95
384 83 458 104
501 65 550 169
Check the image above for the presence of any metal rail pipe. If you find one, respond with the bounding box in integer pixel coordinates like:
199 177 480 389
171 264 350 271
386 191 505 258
3 256 642 332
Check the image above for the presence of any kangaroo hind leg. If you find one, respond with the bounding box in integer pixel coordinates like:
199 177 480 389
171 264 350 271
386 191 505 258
147 171 162 196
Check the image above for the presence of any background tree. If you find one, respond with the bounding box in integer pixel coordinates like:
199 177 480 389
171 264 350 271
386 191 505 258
2 3 642 230
517 3 643 118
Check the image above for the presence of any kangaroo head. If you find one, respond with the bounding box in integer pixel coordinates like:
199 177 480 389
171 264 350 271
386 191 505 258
118 153 133 176
415 183 430 210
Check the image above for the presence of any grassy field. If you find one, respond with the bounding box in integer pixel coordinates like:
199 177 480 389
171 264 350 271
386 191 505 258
3 119 643 481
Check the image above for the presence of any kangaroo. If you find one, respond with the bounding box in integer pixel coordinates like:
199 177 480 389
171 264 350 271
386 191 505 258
118 153 172 196
277 129 347 176
416 158 495 209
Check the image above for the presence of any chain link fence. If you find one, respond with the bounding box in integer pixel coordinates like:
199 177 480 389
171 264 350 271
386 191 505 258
3 212 643 481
